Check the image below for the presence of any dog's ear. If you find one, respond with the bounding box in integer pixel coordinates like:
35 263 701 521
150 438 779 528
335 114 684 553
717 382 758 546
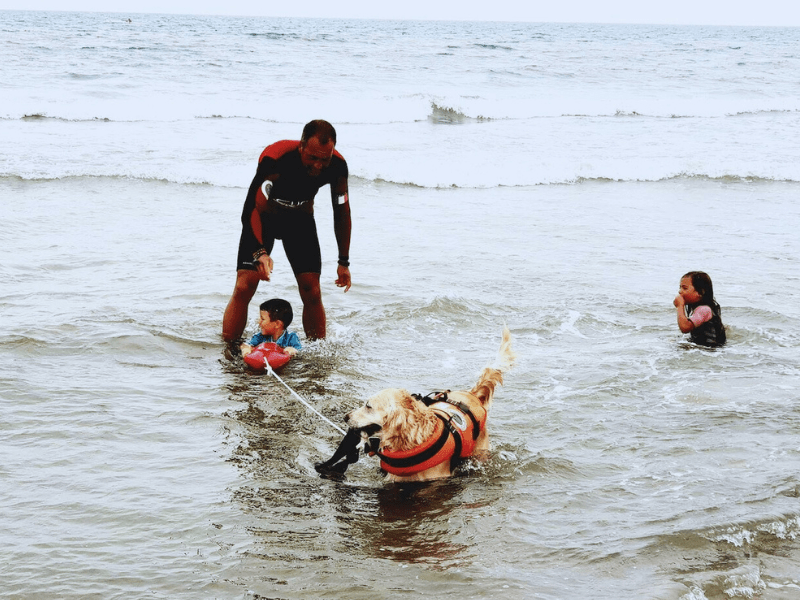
384 390 418 421
397 390 417 410
381 390 426 450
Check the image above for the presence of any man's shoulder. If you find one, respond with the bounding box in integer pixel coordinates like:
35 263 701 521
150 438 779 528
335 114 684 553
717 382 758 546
330 149 348 175
259 140 301 163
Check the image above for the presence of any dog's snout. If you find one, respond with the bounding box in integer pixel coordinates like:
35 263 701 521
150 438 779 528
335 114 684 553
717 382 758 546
344 412 351 424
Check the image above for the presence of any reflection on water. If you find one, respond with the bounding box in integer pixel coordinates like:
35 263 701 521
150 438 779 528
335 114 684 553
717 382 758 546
351 480 474 567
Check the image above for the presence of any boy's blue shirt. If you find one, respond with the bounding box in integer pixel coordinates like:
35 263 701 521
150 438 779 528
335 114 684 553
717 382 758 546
248 329 302 351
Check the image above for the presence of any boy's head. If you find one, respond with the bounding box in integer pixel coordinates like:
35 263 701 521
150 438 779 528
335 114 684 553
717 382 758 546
259 298 294 330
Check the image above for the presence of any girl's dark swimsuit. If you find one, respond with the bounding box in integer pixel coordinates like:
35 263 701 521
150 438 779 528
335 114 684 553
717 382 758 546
687 304 727 347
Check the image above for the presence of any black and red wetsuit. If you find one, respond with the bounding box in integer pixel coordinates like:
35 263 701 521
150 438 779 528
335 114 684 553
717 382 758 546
236 140 349 275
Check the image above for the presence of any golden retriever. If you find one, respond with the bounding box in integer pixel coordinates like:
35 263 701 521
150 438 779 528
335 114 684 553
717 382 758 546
343 326 515 482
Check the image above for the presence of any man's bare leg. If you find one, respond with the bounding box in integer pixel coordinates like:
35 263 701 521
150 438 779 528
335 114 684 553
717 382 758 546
222 270 261 342
296 272 325 340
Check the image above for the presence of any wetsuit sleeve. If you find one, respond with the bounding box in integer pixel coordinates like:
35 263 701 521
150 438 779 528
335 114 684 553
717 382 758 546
241 159 278 257
329 155 349 204
330 159 351 262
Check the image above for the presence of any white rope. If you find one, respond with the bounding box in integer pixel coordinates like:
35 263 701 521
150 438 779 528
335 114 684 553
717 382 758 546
264 360 346 435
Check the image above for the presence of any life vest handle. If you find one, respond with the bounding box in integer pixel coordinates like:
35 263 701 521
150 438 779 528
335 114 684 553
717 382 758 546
414 390 482 441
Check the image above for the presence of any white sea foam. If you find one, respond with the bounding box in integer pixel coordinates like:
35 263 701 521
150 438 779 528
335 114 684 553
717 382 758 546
2 13 800 187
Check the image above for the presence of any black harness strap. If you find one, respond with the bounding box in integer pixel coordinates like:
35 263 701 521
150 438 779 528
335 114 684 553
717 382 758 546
439 411 463 472
414 391 449 405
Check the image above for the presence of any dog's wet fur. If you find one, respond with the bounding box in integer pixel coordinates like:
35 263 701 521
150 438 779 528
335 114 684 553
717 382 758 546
345 327 515 482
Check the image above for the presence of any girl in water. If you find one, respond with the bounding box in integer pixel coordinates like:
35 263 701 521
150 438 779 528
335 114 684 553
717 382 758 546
673 271 727 347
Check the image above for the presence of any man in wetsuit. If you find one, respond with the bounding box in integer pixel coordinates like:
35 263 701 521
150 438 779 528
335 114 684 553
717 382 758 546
222 120 351 343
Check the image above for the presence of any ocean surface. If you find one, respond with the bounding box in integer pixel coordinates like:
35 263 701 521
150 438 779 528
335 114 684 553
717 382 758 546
2 11 800 600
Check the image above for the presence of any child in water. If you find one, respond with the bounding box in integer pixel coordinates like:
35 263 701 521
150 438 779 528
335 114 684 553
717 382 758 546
240 298 302 359
673 271 727 347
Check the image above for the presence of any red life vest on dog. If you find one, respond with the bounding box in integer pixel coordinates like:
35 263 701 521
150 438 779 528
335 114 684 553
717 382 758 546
243 342 291 371
373 398 487 477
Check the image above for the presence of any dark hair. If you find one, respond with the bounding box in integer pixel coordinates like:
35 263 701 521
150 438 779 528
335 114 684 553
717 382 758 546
259 298 293 327
682 271 723 313
301 119 337 146
682 271 713 304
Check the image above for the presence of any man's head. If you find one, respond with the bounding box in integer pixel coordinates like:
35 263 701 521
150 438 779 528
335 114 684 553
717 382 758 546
299 119 337 177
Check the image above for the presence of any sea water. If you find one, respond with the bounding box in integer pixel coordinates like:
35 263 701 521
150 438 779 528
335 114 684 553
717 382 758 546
1 11 799 600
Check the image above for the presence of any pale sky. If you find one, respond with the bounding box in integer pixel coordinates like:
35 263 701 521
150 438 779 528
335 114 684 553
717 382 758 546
1 0 799 27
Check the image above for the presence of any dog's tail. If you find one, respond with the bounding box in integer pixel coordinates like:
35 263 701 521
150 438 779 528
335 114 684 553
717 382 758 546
470 326 515 409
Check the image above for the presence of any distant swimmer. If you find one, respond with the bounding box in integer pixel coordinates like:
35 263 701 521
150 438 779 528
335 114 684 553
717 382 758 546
673 271 727 347
222 119 352 344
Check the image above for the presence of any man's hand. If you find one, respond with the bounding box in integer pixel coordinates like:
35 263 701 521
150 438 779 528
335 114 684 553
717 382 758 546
256 254 274 281
335 265 351 292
